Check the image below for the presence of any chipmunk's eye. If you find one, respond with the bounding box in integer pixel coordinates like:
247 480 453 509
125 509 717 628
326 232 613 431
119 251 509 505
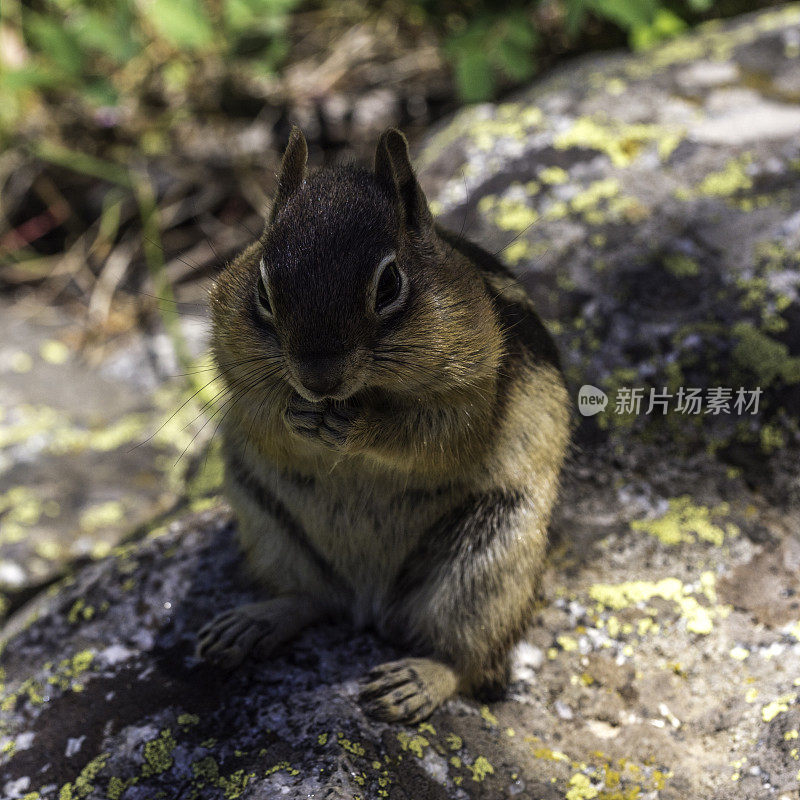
373 253 406 316
256 256 274 319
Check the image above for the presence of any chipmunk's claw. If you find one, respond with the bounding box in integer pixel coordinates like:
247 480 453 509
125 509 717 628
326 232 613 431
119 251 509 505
359 657 458 724
196 596 320 670
285 394 357 448
196 604 275 670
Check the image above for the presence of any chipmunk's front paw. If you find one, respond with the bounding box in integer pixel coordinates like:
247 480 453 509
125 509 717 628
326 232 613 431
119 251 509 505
196 602 278 670
360 658 459 724
285 394 357 448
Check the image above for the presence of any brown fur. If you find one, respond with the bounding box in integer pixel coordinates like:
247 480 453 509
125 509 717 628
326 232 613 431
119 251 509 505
197 127 571 722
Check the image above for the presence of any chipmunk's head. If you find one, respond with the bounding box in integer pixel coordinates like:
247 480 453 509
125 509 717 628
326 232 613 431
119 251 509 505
211 127 499 408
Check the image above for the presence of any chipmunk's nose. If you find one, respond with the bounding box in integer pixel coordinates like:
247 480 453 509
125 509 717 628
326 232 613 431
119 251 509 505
295 353 345 397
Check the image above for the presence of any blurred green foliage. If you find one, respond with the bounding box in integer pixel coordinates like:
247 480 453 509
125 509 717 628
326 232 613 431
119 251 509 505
429 0 716 101
0 0 300 139
0 0 755 136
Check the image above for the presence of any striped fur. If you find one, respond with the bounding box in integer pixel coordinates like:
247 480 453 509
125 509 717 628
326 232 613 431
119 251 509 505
204 128 570 716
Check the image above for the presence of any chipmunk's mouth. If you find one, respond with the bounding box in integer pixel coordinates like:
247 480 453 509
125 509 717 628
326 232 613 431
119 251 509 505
288 351 363 403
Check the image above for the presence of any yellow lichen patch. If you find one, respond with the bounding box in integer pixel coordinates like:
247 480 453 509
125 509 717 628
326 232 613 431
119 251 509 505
337 733 365 756
445 733 462 750
467 755 494 782
67 599 95 624
631 496 735 546
468 104 544 150
664 254 700 277
141 729 177 776
589 576 720 635
530 745 570 762
58 752 110 800
191 756 265 798
502 239 532 265
539 166 569 184
762 694 796 723
566 772 599 800
396 731 429 758
696 156 752 197
557 634 579 652
39 340 70 365
554 117 683 168
569 178 620 218
730 646 750 661
106 776 137 800
478 194 539 232
79 501 126 533
10 351 33 373
0 486 44 544
480 705 499 726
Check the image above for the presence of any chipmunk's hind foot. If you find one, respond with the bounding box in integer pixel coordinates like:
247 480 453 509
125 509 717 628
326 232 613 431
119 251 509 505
196 596 318 670
360 658 458 724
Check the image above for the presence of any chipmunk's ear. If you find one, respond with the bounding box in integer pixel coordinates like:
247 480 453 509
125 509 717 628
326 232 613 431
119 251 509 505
375 128 432 231
269 126 307 224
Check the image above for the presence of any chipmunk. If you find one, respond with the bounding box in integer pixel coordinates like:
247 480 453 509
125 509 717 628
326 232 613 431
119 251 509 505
197 127 570 723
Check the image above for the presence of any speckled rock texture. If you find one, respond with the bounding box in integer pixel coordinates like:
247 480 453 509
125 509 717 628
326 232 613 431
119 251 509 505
421 3 800 504
3 6 800 800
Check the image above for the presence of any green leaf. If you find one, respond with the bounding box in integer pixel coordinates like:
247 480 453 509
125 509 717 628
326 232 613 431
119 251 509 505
631 8 687 49
142 0 214 51
453 46 494 103
687 0 714 11
587 0 658 31
0 65 58 92
82 77 119 107
564 0 589 37
492 12 537 82
25 12 84 77
69 10 139 63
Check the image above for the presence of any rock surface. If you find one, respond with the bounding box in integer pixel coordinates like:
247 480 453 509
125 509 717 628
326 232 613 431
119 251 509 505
0 295 215 614
3 6 800 800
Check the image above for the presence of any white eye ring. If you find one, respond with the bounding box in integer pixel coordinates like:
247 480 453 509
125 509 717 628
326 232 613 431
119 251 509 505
371 251 407 317
255 256 275 320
